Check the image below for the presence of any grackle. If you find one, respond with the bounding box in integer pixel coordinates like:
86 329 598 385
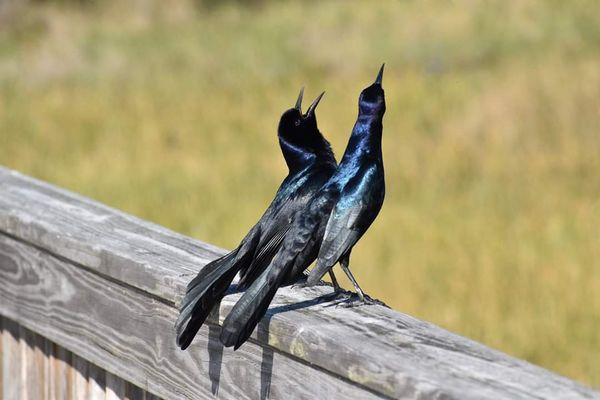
220 65 386 350
175 89 338 350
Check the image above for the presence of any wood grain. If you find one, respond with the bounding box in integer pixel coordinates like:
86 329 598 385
0 318 158 400
0 234 382 400
0 166 598 400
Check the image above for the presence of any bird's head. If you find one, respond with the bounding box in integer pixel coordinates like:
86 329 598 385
358 64 386 117
277 88 305 141
278 88 324 138
278 89 333 171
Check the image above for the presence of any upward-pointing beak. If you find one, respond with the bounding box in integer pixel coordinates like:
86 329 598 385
375 63 385 85
295 87 304 112
306 91 325 117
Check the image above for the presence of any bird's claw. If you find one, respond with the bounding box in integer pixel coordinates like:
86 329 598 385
338 298 369 308
322 289 348 301
291 282 308 290
324 292 380 308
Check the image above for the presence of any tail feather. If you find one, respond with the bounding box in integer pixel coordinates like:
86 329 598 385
176 250 241 350
219 260 290 350
220 201 325 350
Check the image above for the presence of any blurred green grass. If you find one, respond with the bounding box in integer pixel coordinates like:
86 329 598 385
1 0 598 387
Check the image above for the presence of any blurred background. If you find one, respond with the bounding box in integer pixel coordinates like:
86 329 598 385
0 0 598 387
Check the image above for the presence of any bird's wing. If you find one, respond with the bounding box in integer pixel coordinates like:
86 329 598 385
237 180 312 288
237 221 290 288
307 164 384 284
220 189 337 349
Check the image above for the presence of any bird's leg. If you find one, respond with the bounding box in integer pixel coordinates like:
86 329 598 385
340 263 365 302
324 269 351 302
339 256 373 305
329 270 342 293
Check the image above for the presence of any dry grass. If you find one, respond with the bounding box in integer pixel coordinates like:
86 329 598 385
1 0 598 386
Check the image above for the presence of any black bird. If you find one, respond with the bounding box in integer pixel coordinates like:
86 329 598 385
175 89 338 350
306 65 386 298
220 65 386 350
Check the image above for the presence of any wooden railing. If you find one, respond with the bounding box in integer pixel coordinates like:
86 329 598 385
0 166 597 400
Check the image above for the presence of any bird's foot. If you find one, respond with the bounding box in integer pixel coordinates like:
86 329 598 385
322 292 355 308
291 281 308 291
324 292 381 308
358 295 379 306
322 288 350 301
291 283 307 291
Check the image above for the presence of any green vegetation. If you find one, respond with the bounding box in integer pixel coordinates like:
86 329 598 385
1 0 598 387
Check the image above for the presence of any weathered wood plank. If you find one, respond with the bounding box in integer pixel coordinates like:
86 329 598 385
2 318 23 400
106 372 127 400
72 354 89 399
88 362 106 400
0 234 383 400
0 317 3 400
1 319 150 400
43 337 52 400
125 382 148 400
50 343 72 400
0 166 598 399
22 329 46 400
0 167 221 303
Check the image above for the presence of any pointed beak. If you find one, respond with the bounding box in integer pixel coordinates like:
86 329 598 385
375 63 385 85
295 87 304 112
306 91 325 117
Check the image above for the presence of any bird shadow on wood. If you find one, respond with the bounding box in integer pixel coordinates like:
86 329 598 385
210 284 336 400
224 283 276 399
207 306 223 396
254 291 339 400
256 319 273 400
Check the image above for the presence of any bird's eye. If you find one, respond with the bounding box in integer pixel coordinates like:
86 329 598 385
294 119 301 126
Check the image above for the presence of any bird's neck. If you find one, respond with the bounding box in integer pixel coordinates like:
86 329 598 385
340 113 383 166
279 135 336 173
313 136 337 167
279 137 316 173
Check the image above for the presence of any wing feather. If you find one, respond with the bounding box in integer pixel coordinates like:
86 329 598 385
307 164 384 285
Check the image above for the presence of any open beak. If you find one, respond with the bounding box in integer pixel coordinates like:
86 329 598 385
295 87 304 112
305 91 325 117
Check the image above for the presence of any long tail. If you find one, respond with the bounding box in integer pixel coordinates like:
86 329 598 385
219 258 291 350
176 250 242 350
220 205 323 350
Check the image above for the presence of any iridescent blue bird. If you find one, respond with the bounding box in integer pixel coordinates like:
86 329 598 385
220 65 386 350
175 90 338 350
306 64 386 296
